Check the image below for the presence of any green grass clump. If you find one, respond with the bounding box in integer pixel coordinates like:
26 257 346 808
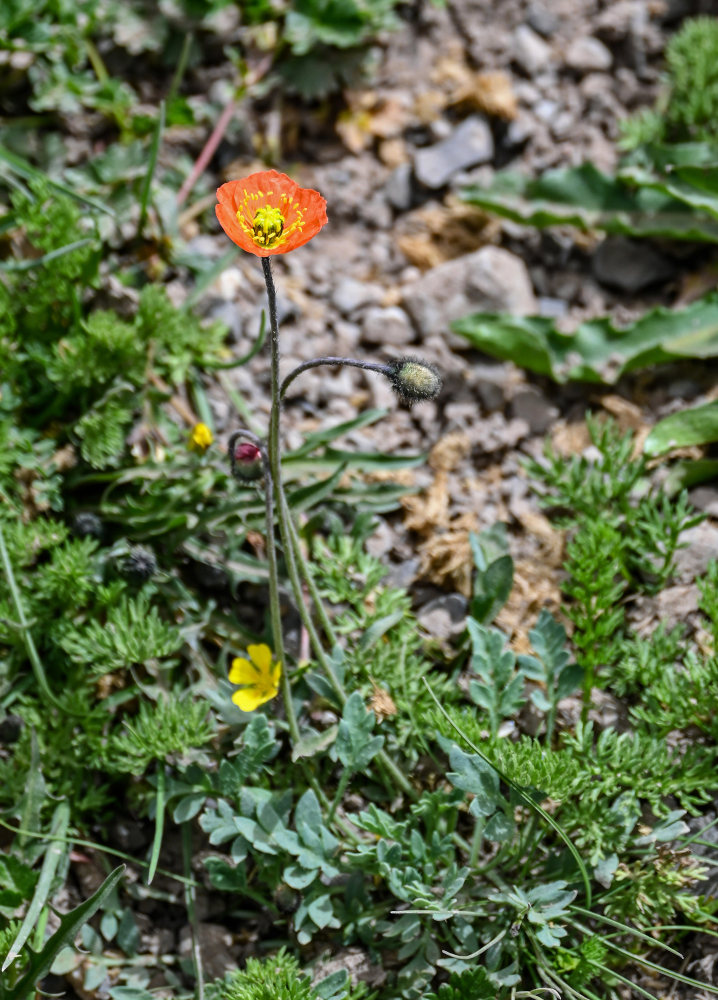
620 16 718 147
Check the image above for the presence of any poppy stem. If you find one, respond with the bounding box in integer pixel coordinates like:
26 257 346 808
280 357 390 400
262 258 302 744
261 258 416 802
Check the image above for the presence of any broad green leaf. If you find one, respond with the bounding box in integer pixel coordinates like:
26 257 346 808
453 295 718 384
644 401 718 456
462 163 718 242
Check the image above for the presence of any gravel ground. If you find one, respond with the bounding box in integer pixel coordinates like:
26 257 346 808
37 1 718 995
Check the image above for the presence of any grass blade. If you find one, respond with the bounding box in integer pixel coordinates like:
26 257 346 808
0 145 115 217
146 765 165 885
137 101 165 239
2 803 70 972
0 239 94 274
423 677 593 906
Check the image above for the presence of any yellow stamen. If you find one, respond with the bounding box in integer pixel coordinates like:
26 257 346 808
235 192 307 249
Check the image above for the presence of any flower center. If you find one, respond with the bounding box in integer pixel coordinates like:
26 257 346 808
234 189 306 251
252 205 285 248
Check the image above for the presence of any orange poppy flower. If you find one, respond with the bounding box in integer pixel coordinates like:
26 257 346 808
215 170 328 257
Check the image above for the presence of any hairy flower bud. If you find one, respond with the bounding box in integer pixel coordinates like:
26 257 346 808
120 545 158 584
386 356 442 405
230 440 264 482
72 511 104 540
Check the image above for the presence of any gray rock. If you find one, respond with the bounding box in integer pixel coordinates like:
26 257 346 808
413 116 494 190
331 319 362 352
510 386 559 435
534 98 559 122
476 381 505 412
477 413 530 453
364 192 393 230
674 521 718 583
417 593 468 640
505 114 535 148
402 246 536 339
538 296 568 318
689 487 718 518
385 162 413 212
565 36 613 73
366 518 394 559
592 236 674 293
513 24 553 76
655 583 701 627
527 2 558 37
209 298 244 341
332 277 384 315
362 305 415 346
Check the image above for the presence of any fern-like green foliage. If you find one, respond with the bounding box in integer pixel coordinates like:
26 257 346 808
424 967 497 1000
103 696 214 775
2 180 229 473
436 709 718 862
312 516 459 749
620 16 718 148
214 949 314 1000
59 594 183 673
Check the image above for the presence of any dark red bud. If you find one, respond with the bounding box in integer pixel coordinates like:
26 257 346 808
230 440 264 482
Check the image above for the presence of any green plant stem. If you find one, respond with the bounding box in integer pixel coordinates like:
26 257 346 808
327 768 352 826
262 257 300 747
167 32 193 104
468 816 484 868
0 818 200 888
279 488 342 692
147 764 165 885
284 503 338 647
261 257 416 802
281 357 389 400
262 453 299 746
581 659 594 726
0 522 69 715
181 821 204 1000
85 38 109 83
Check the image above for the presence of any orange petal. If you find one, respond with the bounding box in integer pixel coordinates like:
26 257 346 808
215 171 327 257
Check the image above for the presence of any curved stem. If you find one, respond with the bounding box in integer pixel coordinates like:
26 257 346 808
281 357 389 400
0 521 73 716
262 258 416 802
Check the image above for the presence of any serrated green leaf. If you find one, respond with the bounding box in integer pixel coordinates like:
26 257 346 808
462 162 718 241
335 691 384 771
5 866 124 1000
453 295 718 384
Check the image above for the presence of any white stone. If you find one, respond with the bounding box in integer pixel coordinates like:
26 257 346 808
565 36 613 73
513 24 553 76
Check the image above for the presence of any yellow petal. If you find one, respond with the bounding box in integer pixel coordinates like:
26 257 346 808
248 643 272 674
229 657 258 685
232 685 274 712
271 661 282 689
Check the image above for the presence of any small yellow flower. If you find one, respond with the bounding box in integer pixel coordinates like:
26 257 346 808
228 643 281 712
189 423 213 452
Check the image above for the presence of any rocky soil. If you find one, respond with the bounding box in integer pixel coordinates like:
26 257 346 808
37 0 718 996
178 0 718 656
